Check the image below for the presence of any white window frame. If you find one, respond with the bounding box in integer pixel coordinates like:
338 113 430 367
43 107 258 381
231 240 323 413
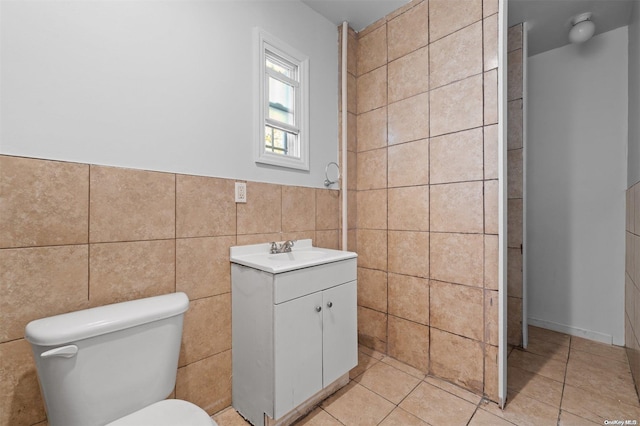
254 28 310 171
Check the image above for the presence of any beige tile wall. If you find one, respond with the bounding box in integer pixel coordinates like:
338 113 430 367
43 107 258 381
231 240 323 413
346 0 501 402
625 181 640 396
507 23 524 347
0 154 341 426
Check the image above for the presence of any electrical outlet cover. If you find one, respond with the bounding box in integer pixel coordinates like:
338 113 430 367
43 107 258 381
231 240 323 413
235 182 247 203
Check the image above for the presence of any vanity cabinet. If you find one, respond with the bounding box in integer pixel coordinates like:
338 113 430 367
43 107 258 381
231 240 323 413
231 245 357 426
274 280 356 416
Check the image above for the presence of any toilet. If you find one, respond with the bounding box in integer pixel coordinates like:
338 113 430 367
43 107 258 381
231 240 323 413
25 292 217 426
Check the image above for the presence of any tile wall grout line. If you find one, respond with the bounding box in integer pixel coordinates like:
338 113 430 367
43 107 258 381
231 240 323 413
87 164 91 302
426 0 432 380
480 1 488 403
174 174 177 294
384 16 390 356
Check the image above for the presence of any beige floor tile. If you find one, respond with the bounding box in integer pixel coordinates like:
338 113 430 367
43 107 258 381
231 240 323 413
355 361 421 404
507 366 563 407
571 337 628 363
423 376 482 405
508 348 566 382
350 350 380 379
379 407 428 425
295 408 343 426
565 356 638 407
524 338 570 362
214 327 640 426
321 382 395 425
561 383 640 424
570 347 631 373
557 410 600 425
468 408 516 426
212 407 250 425
528 326 571 347
399 382 477 426
379 356 427 379
482 391 560 426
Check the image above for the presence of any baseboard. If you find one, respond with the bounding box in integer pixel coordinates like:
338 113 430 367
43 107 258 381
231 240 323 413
528 317 613 345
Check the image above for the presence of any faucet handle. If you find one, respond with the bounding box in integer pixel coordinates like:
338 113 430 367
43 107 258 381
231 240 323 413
269 242 279 254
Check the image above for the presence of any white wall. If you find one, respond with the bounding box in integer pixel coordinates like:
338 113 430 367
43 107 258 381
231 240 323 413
0 0 338 188
630 1 640 188
527 27 628 344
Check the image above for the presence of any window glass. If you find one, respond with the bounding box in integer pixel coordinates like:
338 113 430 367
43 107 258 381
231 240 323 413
265 125 296 155
254 28 309 170
268 76 295 125
266 56 293 78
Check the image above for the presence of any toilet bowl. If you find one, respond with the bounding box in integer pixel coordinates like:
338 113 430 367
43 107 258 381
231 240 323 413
25 292 217 426
107 399 215 425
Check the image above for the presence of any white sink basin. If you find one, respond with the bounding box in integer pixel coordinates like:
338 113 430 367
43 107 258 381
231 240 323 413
268 251 329 262
230 239 357 273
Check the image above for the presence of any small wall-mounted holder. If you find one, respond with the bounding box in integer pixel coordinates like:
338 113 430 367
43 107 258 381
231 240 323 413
324 162 341 187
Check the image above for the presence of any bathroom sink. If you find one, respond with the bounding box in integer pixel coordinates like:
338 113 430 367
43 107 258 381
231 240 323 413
230 239 356 273
268 250 328 262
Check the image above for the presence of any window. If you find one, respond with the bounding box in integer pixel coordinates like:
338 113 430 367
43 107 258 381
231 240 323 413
254 28 309 170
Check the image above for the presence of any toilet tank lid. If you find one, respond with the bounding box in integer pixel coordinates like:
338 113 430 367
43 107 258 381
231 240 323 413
25 292 189 346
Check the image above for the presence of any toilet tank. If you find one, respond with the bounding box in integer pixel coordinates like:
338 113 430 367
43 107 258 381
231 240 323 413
25 292 189 426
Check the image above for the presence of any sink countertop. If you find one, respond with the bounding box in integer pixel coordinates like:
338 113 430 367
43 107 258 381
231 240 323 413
230 239 357 273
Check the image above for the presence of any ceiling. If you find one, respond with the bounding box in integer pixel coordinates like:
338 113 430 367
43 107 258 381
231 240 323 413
301 0 636 56
509 0 636 56
301 0 410 32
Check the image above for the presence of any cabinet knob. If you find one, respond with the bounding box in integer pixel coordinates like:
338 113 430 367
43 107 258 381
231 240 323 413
326 301 333 308
315 306 322 312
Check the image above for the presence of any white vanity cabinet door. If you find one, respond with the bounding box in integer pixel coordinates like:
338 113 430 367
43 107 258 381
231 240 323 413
273 292 323 419
322 281 357 385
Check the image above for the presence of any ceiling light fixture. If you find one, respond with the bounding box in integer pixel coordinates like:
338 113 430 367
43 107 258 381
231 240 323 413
569 12 595 44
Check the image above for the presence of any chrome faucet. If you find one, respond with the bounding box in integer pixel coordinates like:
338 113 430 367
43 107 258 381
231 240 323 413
269 240 296 254
281 240 295 252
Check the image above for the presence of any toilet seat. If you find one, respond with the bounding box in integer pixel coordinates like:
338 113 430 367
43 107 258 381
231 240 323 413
107 399 217 426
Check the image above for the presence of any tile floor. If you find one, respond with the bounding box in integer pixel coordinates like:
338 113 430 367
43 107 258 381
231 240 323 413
212 326 640 425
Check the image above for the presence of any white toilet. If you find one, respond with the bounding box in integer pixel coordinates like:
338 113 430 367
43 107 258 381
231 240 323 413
25 292 217 426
